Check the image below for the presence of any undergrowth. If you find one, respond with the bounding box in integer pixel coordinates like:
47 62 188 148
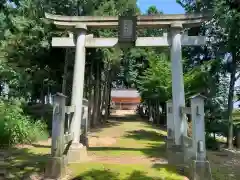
0 98 48 147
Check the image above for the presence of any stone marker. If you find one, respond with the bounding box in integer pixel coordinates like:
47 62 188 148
189 94 212 180
45 93 67 179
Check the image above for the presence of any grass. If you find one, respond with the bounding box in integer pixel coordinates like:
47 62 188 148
88 129 167 158
70 163 183 180
88 143 166 158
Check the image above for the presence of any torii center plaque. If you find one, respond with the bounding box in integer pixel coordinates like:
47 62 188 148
118 16 137 45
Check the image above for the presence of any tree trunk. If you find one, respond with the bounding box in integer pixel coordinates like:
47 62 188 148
156 100 160 125
92 61 101 127
65 49 74 106
154 101 159 124
87 62 94 129
102 65 111 123
91 81 97 127
104 71 112 121
99 71 106 123
62 49 69 95
40 81 45 120
89 87 94 127
148 101 153 123
97 78 102 121
97 62 102 123
47 86 50 104
104 82 111 122
160 102 166 125
106 74 112 118
40 83 45 104
227 51 237 149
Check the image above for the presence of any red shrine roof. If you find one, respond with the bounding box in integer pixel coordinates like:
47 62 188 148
111 89 141 103
111 89 140 98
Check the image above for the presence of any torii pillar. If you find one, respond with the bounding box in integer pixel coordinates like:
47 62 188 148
170 22 187 147
68 24 88 162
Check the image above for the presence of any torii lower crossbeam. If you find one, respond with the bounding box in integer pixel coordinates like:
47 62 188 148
52 35 207 48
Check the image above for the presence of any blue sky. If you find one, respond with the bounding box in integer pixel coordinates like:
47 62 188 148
137 0 185 14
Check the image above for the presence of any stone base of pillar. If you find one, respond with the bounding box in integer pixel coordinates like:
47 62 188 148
167 144 184 166
166 138 174 163
189 160 212 180
44 156 66 179
67 143 88 163
166 138 174 149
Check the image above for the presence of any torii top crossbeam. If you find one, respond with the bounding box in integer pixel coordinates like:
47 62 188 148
45 13 210 29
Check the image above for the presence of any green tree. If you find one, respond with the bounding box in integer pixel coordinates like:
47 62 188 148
178 0 240 148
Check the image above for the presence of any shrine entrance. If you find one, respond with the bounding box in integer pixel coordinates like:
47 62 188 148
44 13 211 179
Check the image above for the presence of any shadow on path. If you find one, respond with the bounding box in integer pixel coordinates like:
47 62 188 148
1 147 49 179
31 144 51 148
89 114 140 134
124 129 166 142
88 143 167 159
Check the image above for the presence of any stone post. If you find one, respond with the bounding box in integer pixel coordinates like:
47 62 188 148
170 23 187 146
45 93 66 179
70 24 87 144
190 94 206 160
189 94 212 180
68 24 88 163
166 100 176 164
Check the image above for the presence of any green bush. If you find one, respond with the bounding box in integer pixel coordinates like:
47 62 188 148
206 135 220 150
0 98 48 147
23 103 53 131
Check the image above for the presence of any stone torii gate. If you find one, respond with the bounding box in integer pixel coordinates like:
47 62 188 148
45 13 209 161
